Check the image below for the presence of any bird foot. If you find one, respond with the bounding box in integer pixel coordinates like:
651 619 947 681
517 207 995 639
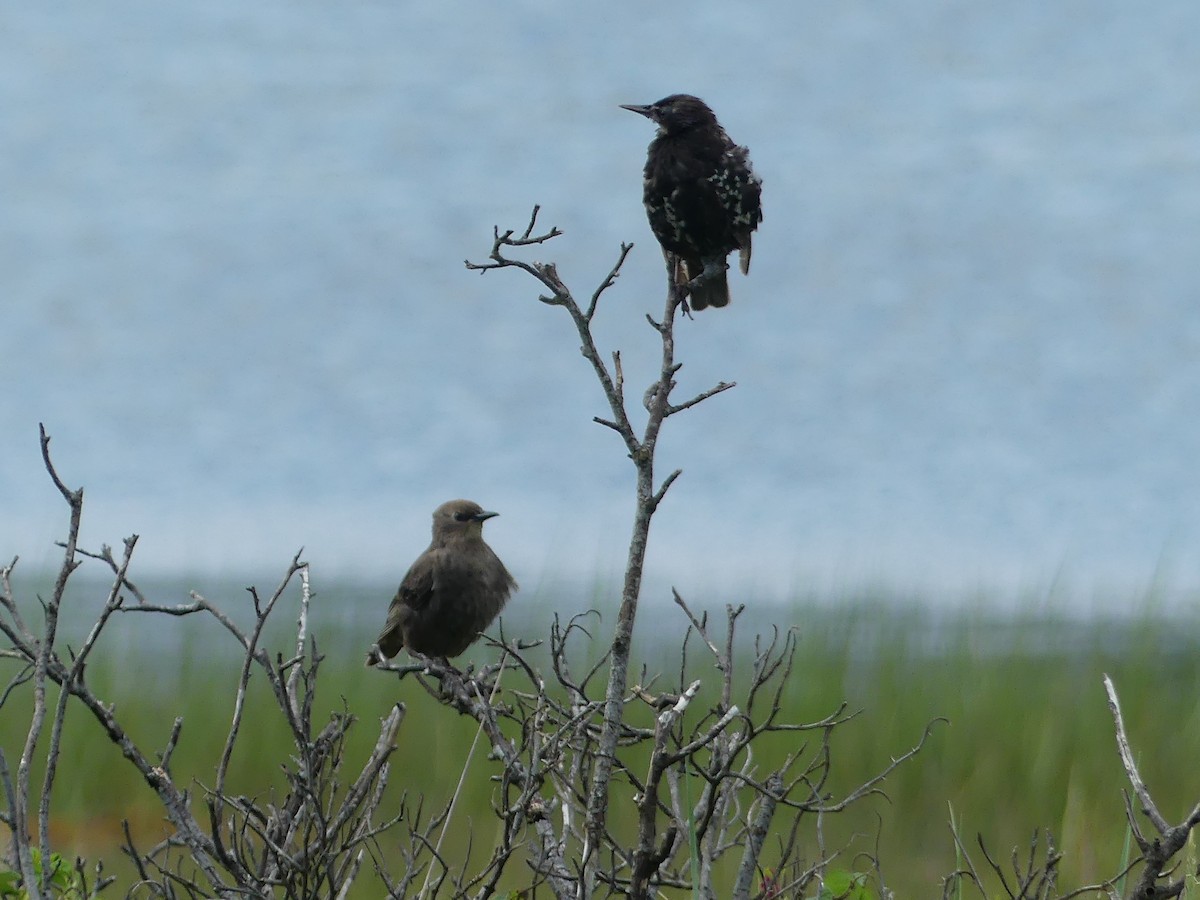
670 281 695 319
409 652 461 682
673 260 728 315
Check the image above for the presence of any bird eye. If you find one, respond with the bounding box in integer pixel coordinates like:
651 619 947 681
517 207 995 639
453 511 472 522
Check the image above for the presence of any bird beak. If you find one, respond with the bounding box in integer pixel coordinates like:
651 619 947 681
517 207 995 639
473 511 499 522
620 103 655 119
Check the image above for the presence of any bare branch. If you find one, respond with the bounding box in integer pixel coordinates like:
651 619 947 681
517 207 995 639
586 241 635 320
1104 673 1200 900
1103 673 1168 835
733 772 783 900
818 717 947 813
667 380 737 417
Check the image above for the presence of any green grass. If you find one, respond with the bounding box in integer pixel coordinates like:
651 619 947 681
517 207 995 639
4 577 1199 897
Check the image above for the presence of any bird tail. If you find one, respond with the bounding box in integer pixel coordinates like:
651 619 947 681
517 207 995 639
681 259 730 310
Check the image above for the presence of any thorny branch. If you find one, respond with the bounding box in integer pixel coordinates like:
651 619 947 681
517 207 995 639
1104 673 1200 900
385 592 941 900
0 427 407 899
465 207 742 897
942 676 1200 900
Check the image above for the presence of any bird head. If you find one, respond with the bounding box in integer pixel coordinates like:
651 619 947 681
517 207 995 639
620 94 718 135
432 499 499 543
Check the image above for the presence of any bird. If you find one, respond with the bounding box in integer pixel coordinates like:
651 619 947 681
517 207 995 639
621 93 762 311
365 499 517 665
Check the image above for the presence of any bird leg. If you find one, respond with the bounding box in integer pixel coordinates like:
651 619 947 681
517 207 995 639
663 252 695 317
674 257 730 313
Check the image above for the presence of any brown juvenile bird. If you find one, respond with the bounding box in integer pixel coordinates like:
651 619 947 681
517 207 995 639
621 94 763 310
365 499 517 665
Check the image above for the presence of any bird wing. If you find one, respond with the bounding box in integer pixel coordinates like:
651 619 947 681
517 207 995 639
721 144 762 275
646 143 761 263
392 547 443 612
369 548 443 661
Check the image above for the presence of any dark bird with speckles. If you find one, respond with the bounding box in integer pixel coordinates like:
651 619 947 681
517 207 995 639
621 94 763 311
365 499 517 665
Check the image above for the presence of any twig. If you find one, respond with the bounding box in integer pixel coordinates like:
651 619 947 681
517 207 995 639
418 657 508 900
733 772 783 900
1104 673 1200 900
1103 673 1168 834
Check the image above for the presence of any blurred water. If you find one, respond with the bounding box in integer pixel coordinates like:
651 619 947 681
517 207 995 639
2 0 1199 610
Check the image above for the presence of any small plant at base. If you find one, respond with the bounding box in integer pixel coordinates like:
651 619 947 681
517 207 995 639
819 869 874 900
0 850 95 900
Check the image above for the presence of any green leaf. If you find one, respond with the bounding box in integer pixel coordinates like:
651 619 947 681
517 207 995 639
0 868 23 899
47 854 73 889
819 869 874 900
